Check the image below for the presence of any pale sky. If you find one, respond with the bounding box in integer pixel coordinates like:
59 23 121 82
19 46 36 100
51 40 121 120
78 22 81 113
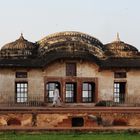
0 0 140 50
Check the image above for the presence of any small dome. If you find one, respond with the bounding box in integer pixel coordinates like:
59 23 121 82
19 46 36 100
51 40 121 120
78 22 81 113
105 33 138 57
0 34 38 58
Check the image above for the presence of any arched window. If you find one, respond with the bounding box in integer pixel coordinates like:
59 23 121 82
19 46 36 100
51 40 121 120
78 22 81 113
82 82 95 103
46 82 60 102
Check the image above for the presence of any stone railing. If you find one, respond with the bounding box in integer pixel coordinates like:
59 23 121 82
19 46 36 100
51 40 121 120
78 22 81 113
0 93 44 107
0 92 140 107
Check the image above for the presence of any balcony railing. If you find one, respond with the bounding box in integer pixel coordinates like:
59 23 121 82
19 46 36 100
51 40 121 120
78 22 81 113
0 92 140 107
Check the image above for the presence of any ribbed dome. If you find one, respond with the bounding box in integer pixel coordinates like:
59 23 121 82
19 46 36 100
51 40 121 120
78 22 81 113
38 31 104 50
0 34 37 58
105 33 138 57
38 31 105 59
2 34 36 50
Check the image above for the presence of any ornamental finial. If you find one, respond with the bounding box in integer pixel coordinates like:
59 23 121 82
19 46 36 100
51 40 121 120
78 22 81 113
19 33 24 40
116 32 121 42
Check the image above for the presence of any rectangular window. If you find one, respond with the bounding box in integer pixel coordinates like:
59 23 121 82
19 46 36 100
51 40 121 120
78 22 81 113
114 72 126 78
16 82 28 103
65 83 76 103
114 82 125 103
82 83 94 103
16 72 27 78
66 63 76 76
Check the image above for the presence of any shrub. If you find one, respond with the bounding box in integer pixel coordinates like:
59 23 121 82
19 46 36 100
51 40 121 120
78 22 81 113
95 100 113 107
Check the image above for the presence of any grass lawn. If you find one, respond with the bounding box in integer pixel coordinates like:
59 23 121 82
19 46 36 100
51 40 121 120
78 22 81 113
0 132 140 140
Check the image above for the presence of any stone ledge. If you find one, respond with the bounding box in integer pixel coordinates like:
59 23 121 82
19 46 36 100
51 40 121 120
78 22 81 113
0 126 140 133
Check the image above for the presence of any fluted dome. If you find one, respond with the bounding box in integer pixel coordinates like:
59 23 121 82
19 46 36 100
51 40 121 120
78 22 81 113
38 31 105 59
105 33 138 57
0 34 38 58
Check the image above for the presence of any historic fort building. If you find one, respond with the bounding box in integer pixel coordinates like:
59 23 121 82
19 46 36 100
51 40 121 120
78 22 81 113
0 31 140 129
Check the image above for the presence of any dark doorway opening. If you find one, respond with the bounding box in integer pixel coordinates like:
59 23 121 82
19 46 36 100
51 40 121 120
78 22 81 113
72 117 84 127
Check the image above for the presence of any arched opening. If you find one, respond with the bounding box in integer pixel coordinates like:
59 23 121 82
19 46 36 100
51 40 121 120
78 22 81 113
7 118 21 126
113 118 128 126
72 117 84 127
46 82 60 102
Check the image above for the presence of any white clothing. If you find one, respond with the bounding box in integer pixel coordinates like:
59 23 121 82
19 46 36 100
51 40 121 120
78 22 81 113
53 88 61 106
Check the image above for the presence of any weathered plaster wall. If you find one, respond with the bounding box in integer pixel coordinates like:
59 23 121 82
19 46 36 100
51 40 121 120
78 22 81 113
0 69 15 103
28 69 44 101
44 61 65 77
1 61 140 104
77 62 98 77
98 70 114 101
0 68 44 103
0 111 140 127
127 70 140 103
44 61 114 101
44 61 99 77
0 114 32 126
37 114 69 127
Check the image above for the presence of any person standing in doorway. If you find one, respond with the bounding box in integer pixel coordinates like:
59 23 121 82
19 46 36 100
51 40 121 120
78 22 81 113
52 86 61 107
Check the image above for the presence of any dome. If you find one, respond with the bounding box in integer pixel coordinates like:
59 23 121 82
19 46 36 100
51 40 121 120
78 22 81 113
105 33 138 57
38 31 104 49
38 31 105 59
0 34 38 58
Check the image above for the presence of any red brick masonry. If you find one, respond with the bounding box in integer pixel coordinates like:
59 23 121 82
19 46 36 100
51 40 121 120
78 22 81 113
0 106 140 131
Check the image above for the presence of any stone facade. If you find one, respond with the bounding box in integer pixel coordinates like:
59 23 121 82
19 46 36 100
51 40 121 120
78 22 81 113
0 31 140 105
0 60 140 105
0 31 140 130
0 69 15 103
0 108 140 127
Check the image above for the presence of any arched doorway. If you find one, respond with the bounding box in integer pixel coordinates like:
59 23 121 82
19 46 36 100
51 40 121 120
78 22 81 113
45 82 60 102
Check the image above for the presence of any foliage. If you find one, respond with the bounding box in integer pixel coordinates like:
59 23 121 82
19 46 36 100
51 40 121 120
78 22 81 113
95 100 113 107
